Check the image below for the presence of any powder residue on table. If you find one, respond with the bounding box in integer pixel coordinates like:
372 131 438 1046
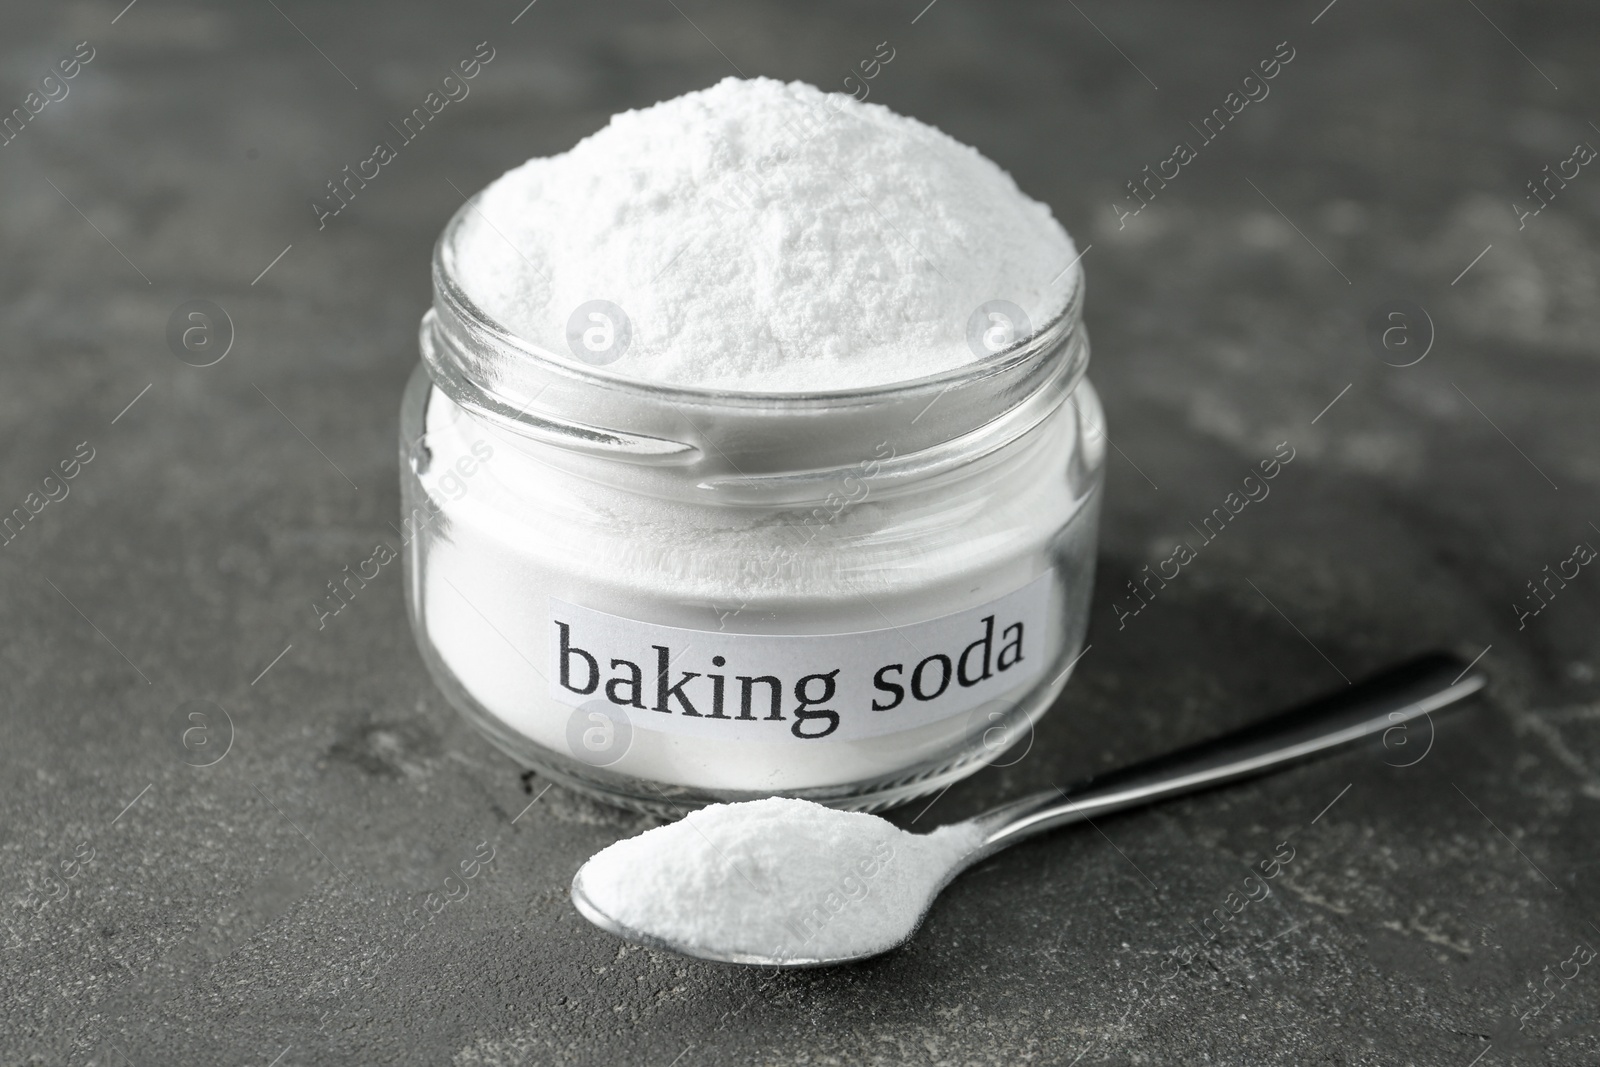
575 797 984 962
454 76 1077 391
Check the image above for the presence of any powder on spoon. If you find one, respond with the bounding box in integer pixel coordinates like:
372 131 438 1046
454 76 1078 391
575 797 985 962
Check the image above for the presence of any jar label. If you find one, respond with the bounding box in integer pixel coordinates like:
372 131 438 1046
547 571 1053 743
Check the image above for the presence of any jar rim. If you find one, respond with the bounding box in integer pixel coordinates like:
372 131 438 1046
430 192 1086 408
422 192 1090 476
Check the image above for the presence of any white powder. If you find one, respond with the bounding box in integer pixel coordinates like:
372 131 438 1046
415 383 1100 792
574 797 984 962
455 76 1077 391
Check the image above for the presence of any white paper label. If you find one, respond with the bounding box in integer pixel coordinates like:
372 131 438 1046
547 572 1052 743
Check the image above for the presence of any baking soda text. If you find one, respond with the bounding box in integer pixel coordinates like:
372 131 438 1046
555 611 1030 741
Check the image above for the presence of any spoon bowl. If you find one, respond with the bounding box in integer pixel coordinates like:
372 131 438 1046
570 871 892 968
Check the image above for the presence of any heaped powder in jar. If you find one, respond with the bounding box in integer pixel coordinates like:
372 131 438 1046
403 76 1105 813
453 76 1078 390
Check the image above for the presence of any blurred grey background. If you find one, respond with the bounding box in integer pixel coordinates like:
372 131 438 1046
1 0 1597 1063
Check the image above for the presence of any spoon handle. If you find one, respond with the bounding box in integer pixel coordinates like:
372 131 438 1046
969 652 1487 855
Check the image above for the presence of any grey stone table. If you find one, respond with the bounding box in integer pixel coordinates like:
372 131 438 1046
2 0 1596 1063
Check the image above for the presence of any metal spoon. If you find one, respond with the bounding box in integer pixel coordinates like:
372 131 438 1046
571 652 1487 967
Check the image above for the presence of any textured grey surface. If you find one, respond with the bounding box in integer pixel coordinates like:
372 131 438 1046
2 0 1598 1063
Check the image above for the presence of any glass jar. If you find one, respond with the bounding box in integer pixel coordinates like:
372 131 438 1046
400 202 1105 816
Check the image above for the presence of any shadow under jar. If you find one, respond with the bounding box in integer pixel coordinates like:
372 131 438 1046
400 202 1105 817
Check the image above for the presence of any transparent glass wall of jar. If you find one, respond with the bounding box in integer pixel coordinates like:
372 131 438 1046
400 206 1105 815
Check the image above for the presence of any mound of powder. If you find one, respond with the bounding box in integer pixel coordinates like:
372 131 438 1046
454 76 1077 391
574 797 984 962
